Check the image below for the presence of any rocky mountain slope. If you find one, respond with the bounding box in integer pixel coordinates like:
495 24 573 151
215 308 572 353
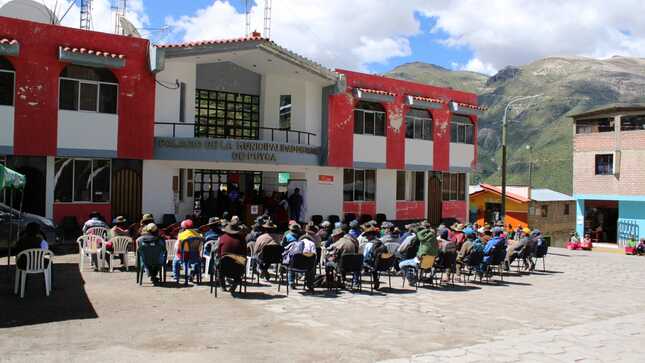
386 56 645 194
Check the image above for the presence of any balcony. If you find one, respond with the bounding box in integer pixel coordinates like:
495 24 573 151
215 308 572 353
153 122 321 166
154 122 316 145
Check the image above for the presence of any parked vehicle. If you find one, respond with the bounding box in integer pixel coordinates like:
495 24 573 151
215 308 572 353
0 202 58 251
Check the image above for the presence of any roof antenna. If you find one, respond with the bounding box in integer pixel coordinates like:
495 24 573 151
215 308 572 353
112 0 127 35
263 0 272 38
244 0 251 37
80 0 92 30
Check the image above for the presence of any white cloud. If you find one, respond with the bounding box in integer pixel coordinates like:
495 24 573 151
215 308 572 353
459 58 497 75
166 0 422 71
418 0 645 70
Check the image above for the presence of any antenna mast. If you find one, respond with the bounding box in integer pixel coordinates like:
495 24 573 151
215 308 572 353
263 0 272 38
244 0 251 37
112 0 127 35
80 0 92 30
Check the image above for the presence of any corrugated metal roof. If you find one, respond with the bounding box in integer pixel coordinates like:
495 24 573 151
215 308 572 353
530 189 574 202
567 103 645 119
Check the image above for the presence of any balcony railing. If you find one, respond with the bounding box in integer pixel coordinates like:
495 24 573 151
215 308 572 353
154 122 317 145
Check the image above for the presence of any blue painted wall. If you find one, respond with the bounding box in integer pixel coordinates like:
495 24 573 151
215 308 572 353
618 201 645 243
575 199 585 237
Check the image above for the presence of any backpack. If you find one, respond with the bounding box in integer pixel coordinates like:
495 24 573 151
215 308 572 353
535 238 548 257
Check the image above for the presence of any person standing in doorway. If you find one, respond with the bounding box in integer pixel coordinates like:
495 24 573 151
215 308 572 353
288 188 303 222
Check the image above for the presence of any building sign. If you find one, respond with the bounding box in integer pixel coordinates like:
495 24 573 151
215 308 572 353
278 172 290 184
319 175 334 184
154 137 321 166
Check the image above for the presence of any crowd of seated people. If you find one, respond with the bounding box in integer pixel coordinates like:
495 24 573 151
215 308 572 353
78 210 549 296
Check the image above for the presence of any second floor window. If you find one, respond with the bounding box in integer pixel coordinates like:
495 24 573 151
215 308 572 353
0 57 14 106
406 108 433 140
595 154 613 175
442 173 466 201
451 115 474 144
195 89 260 139
343 168 376 201
279 95 292 129
59 65 118 114
354 101 386 136
621 115 645 131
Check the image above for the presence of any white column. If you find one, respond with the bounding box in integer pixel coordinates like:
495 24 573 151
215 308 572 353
377 169 396 220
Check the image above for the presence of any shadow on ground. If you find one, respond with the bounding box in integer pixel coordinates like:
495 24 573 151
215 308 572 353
0 263 98 328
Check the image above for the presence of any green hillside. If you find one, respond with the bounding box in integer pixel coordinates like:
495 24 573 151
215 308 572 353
385 56 645 194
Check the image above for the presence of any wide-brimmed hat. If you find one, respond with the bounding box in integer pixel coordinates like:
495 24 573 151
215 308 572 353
523 227 531 234
261 219 277 229
141 213 154 224
289 222 302 232
207 217 221 226
451 223 464 232
381 221 394 229
305 223 319 234
142 223 158 234
114 216 126 224
362 225 379 234
331 228 345 237
348 220 360 229
320 221 331 228
222 220 243 235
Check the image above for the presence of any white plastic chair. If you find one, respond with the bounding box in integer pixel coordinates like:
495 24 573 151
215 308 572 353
14 248 53 298
77 234 106 270
105 236 133 272
165 239 177 264
86 227 110 240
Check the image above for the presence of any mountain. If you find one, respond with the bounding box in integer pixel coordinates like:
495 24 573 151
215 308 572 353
385 56 645 194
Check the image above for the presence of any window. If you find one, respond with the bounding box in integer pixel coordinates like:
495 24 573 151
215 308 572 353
575 117 614 134
354 101 386 136
441 173 466 201
54 158 111 203
193 170 262 200
59 65 118 114
0 57 15 106
406 108 433 140
343 168 376 201
595 154 613 175
564 204 570 216
541 205 548 218
450 115 474 144
621 115 645 131
279 95 292 129
396 171 425 201
195 89 260 139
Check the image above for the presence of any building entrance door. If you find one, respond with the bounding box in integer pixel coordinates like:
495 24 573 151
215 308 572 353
427 172 442 226
112 167 142 223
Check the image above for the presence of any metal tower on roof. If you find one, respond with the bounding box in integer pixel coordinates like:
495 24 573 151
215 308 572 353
244 0 251 37
112 0 127 35
263 0 272 38
80 0 92 30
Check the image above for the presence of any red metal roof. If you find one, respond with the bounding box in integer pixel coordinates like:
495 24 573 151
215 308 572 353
471 183 530 203
0 38 18 45
357 87 396 97
61 46 125 59
456 102 487 111
156 35 267 49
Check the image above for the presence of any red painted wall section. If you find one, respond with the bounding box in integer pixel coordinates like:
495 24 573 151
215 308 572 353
343 201 377 218
53 203 111 225
432 107 452 172
396 201 425 220
468 114 478 169
0 16 155 159
442 201 467 222
385 101 405 169
328 69 478 169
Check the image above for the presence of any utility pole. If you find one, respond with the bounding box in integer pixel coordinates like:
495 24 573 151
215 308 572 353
500 94 542 223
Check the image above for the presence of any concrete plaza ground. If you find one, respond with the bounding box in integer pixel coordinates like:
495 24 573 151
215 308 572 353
1 248 644 362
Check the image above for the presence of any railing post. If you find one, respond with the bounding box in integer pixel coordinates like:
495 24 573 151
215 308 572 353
298 132 301 145
308 134 311 145
286 130 289 143
173 124 176 138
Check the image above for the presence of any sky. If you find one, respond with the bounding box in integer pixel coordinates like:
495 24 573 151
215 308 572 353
6 0 645 75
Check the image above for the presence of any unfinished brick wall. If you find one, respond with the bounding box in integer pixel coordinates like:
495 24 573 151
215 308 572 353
528 201 576 247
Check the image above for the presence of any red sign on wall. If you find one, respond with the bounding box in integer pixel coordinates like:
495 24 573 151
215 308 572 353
318 175 334 184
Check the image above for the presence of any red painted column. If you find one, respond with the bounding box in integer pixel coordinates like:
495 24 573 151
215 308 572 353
327 92 355 167
469 114 478 169
432 106 451 172
385 101 405 169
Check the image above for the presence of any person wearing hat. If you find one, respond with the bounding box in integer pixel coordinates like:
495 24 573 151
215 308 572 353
136 223 166 283
110 216 130 238
457 226 477 272
379 221 399 245
317 220 332 248
172 219 203 281
135 213 155 239
361 225 388 289
348 220 361 240
399 227 437 286
324 227 358 286
504 227 532 271
216 219 247 292
254 219 279 280
480 226 507 274
450 223 466 251
281 221 302 247
283 224 317 290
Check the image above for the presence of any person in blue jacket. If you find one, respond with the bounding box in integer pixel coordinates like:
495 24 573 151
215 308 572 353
480 227 507 274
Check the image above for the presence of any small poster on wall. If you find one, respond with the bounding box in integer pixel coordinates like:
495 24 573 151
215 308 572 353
318 175 334 184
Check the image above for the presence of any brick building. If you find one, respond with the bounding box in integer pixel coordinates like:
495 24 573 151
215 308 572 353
570 104 645 245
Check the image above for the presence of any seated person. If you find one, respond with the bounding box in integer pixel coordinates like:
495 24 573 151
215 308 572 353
136 223 166 283
457 227 477 271
282 229 317 290
379 221 399 244
254 219 279 280
281 222 303 247
581 234 593 250
504 227 530 271
172 219 203 281
110 216 130 238
480 227 507 275
399 227 436 286
217 219 248 293
362 227 387 289
436 228 457 281
325 227 357 285
14 223 49 270
82 212 108 234
567 232 581 250
637 238 645 256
